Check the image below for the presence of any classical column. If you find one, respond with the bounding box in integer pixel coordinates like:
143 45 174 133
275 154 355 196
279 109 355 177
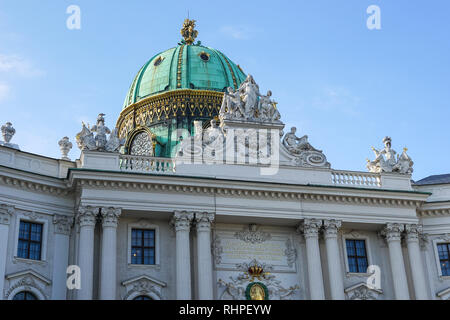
51 214 73 300
0 204 14 300
195 212 215 300
99 207 121 300
381 223 410 300
76 206 98 300
405 224 428 300
323 219 345 300
298 219 325 300
171 211 194 300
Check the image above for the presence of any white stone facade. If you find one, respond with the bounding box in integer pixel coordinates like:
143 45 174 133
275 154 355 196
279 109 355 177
1 140 450 300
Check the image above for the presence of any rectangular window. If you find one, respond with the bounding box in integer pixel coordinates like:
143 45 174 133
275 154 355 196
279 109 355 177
437 243 450 276
17 221 43 260
346 239 369 273
131 229 155 265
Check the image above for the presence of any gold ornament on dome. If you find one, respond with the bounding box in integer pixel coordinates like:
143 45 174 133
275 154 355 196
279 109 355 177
181 19 198 45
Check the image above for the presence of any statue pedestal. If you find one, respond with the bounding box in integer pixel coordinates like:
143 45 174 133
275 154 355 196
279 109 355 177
0 141 19 150
220 118 285 133
80 150 120 171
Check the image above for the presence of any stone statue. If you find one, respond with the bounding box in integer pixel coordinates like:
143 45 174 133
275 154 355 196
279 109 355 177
239 75 260 119
58 137 72 161
76 122 96 151
219 75 282 123
282 127 330 168
220 87 244 119
258 90 281 122
394 148 414 174
91 113 111 150
1 122 15 143
282 127 319 154
76 114 124 153
367 136 413 174
105 128 125 153
0 122 19 150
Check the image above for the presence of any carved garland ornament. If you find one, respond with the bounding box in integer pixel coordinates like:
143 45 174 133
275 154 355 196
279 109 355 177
235 224 271 244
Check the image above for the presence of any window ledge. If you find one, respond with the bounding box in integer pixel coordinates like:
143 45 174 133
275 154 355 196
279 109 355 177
128 264 161 270
439 275 450 281
13 257 47 266
346 272 371 278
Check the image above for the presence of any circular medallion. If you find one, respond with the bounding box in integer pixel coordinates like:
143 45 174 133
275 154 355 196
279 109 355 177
246 282 269 301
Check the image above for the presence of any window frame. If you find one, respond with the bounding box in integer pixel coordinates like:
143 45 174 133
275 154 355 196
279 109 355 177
131 229 156 265
342 233 373 276
345 239 369 273
17 220 43 261
13 214 48 262
127 222 160 267
433 239 450 279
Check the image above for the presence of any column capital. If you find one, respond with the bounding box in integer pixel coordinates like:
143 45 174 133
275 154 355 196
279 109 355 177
53 214 73 235
405 224 423 242
323 219 342 239
77 206 99 227
298 218 322 239
381 223 404 242
195 212 215 232
0 204 14 225
101 207 122 228
171 211 194 232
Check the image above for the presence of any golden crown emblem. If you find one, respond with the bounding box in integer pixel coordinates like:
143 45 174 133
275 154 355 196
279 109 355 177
248 266 264 278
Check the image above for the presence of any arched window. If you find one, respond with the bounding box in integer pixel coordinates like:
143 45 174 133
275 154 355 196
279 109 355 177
133 295 152 301
130 131 153 156
13 291 37 300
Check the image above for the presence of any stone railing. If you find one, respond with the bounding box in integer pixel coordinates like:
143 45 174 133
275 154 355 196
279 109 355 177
331 170 382 188
119 155 176 173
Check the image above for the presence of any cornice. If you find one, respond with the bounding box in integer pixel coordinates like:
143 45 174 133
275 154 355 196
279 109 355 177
0 166 72 196
418 208 450 217
0 173 71 196
71 177 426 209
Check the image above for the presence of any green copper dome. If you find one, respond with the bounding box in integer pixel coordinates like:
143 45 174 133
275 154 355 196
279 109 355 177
123 44 246 109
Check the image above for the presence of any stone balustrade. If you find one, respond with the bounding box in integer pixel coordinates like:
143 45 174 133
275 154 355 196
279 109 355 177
331 170 382 188
119 154 175 173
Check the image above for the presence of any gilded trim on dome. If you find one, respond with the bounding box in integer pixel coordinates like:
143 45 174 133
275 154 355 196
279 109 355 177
176 45 185 88
117 89 224 140
218 51 238 89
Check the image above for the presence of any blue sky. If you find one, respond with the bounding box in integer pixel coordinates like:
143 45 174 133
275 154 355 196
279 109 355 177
0 0 449 181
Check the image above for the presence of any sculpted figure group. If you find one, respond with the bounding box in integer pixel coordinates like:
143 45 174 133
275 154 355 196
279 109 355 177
220 75 281 123
367 136 413 174
76 113 124 152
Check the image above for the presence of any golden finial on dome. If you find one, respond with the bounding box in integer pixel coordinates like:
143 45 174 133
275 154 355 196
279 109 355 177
181 18 198 45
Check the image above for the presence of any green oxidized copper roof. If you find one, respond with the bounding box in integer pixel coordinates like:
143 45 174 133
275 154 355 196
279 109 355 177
123 44 246 109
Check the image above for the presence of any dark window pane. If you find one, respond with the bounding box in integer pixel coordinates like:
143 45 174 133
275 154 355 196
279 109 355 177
131 229 156 265
17 221 43 260
13 291 37 300
18 240 29 259
348 257 357 273
357 258 368 273
438 244 450 276
133 295 152 301
346 239 368 273
346 240 355 255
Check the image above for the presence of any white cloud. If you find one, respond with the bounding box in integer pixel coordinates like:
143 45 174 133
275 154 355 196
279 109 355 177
312 87 361 116
0 54 44 77
220 25 258 40
0 82 10 102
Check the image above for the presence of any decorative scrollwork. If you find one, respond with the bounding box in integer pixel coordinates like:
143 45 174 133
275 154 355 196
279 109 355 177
130 131 153 156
